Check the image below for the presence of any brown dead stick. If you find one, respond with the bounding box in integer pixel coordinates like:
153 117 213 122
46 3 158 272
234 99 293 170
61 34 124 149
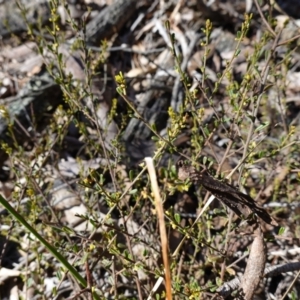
177 162 277 226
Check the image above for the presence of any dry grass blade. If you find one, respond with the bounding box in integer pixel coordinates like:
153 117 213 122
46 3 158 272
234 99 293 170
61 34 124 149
145 157 172 300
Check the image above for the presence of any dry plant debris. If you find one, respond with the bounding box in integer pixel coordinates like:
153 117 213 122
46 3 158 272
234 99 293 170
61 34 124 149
0 0 300 299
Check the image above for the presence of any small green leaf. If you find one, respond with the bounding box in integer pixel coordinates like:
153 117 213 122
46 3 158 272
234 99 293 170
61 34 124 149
151 136 159 141
255 122 270 132
278 227 285 235
174 213 181 223
129 189 137 195
171 164 177 175
235 49 241 56
129 169 134 181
